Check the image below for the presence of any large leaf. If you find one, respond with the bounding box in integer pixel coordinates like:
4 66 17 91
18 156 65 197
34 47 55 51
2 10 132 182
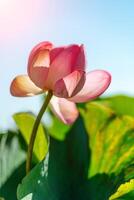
99 95 134 117
17 100 134 200
79 102 134 199
13 112 49 161
17 117 88 200
17 156 55 200
0 131 26 200
80 102 134 177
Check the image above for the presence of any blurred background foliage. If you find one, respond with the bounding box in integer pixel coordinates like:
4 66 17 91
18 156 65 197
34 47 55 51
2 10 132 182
1 95 134 200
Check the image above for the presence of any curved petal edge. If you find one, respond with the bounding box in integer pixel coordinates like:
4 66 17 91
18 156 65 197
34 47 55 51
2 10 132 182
10 75 42 97
68 70 111 102
50 96 79 124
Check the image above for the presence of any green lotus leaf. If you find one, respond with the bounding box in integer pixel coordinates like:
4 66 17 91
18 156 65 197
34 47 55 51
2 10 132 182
17 98 134 200
13 112 49 162
0 131 25 200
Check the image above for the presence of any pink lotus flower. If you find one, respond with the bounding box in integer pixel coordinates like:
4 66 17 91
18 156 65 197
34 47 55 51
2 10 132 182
10 41 111 124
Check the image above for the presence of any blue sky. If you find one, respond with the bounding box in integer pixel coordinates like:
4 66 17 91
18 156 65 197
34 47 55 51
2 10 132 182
1 0 134 129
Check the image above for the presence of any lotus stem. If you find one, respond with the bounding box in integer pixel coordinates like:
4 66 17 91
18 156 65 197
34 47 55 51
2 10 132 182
26 90 53 174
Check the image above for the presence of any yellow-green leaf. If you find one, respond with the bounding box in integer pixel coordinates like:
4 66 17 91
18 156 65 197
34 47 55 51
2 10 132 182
109 179 134 200
13 112 48 161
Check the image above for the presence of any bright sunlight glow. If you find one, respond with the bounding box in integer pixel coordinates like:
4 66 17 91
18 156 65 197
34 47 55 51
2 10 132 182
0 0 41 41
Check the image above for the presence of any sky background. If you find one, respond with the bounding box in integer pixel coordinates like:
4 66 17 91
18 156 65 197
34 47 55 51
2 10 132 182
0 0 134 129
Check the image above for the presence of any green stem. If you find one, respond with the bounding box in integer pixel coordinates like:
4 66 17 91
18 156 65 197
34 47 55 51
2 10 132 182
26 90 53 174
